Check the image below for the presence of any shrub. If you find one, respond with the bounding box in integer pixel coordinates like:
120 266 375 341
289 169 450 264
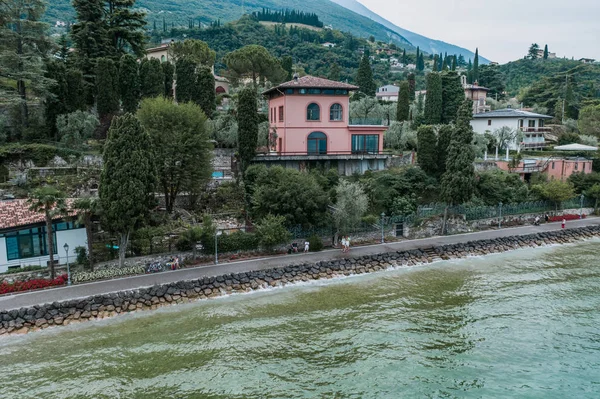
75 246 89 267
308 234 324 252
0 274 67 294
255 214 291 252
72 265 146 284
1 265 44 275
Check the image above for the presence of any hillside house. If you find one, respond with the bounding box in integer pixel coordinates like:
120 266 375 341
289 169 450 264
376 85 399 102
461 76 490 114
471 109 553 150
0 200 85 273
579 58 596 64
259 75 389 175
322 42 336 48
496 157 593 182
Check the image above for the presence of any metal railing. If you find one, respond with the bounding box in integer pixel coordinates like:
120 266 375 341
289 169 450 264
520 127 552 133
349 118 385 126
254 150 391 157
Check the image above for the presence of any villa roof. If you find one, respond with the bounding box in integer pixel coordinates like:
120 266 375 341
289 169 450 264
263 76 358 95
473 108 553 119
0 199 77 231
145 44 169 54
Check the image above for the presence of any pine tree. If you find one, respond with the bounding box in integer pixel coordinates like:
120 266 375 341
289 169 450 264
139 58 164 98
100 113 156 267
397 81 410 122
543 44 549 60
175 58 195 103
118 54 140 114
237 87 259 175
417 125 438 176
95 58 120 118
194 66 216 118
436 124 453 177
408 73 416 101
328 63 342 81
441 71 465 124
424 72 443 125
162 61 175 98
440 99 476 205
105 0 147 57
355 55 376 96
473 48 479 83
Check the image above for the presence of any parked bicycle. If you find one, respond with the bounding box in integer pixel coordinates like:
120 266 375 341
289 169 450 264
145 262 165 274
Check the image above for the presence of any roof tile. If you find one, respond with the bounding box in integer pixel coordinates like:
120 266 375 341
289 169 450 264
0 199 78 230
264 75 358 95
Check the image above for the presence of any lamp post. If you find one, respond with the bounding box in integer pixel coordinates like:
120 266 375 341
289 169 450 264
63 243 71 286
215 230 222 265
580 194 585 219
380 212 385 244
498 202 503 229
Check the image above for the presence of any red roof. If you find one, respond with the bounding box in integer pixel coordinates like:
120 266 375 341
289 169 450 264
0 199 77 230
263 75 358 95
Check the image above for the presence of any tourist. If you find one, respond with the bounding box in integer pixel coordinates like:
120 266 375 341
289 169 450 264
341 236 347 252
346 236 351 252
534 216 540 226
304 240 310 253
562 218 566 229
544 214 549 223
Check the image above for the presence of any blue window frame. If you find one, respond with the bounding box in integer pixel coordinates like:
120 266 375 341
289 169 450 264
307 132 327 155
4 226 57 261
351 135 379 154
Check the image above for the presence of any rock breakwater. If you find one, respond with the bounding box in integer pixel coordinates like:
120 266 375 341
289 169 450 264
2 226 599 336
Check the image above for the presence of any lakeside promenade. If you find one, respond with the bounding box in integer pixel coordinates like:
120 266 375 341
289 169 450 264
2 218 599 311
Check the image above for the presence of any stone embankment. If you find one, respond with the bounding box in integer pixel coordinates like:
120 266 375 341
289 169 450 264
2 226 599 336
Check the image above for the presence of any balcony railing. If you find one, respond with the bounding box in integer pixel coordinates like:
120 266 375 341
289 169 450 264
349 118 385 126
520 127 552 133
255 150 391 157
521 142 547 149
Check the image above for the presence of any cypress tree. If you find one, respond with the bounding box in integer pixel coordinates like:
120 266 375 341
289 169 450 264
397 81 410 122
467 59 473 84
440 99 476 205
238 86 259 175
175 58 196 103
355 55 376 97
44 61 69 140
418 53 425 72
162 61 175 98
417 125 438 176
402 49 407 65
194 66 216 118
95 58 120 119
543 44 549 60
441 71 465 124
416 47 420 67
139 58 164 99
424 72 443 125
408 73 416 101
437 124 453 177
451 55 457 71
433 54 439 72
100 114 156 267
473 48 479 83
119 54 140 114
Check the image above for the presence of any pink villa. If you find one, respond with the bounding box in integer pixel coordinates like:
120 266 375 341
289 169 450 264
257 76 389 175
495 157 593 182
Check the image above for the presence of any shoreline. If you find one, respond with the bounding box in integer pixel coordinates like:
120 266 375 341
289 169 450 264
1 225 600 337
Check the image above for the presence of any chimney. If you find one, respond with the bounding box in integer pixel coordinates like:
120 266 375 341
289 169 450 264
293 73 299 82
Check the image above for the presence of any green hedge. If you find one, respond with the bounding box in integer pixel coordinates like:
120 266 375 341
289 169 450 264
0 143 83 166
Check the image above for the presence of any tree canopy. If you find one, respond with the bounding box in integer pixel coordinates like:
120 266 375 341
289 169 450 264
223 44 286 85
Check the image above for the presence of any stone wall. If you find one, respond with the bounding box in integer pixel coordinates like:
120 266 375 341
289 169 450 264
2 225 599 336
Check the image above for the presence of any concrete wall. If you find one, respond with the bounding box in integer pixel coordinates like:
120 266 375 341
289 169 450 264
0 228 87 273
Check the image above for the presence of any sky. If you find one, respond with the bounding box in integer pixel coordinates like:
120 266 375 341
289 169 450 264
358 0 600 64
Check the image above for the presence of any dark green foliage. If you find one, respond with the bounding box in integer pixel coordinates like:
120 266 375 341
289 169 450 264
424 72 442 125
440 99 476 204
44 61 69 140
355 54 376 96
473 48 479 82
328 63 341 81
118 54 140 114
417 125 438 176
249 166 331 228
237 86 259 174
436 124 453 177
105 0 147 57
308 234 324 252
95 58 120 118
223 44 287 85
441 71 464 124
252 8 324 28
477 64 505 100
193 66 216 118
408 73 416 101
255 214 292 251
139 58 164 99
162 61 175 98
175 58 196 103
543 44 549 60
281 55 293 81
99 113 156 266
0 143 82 167
475 170 529 205
568 172 600 194
527 43 540 60
396 81 410 122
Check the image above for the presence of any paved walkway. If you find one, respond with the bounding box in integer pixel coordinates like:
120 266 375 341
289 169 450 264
2 218 599 311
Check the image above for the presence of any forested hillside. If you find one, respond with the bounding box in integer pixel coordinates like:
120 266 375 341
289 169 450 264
499 58 585 95
45 0 412 49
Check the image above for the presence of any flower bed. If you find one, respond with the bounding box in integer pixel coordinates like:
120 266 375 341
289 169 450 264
549 214 585 222
72 265 146 284
0 274 67 295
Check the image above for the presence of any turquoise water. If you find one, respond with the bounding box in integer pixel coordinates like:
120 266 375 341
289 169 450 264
1 241 600 398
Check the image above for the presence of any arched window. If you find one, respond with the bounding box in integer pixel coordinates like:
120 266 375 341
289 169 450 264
330 103 343 121
307 103 320 121
307 132 327 155
216 86 226 94
161 55 166 62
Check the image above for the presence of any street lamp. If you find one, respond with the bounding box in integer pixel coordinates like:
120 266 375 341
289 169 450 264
63 243 71 286
580 194 585 219
498 202 503 229
215 230 222 265
380 212 385 244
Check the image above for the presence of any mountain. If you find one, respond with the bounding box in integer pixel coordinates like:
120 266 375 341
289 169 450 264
330 0 489 63
45 0 412 49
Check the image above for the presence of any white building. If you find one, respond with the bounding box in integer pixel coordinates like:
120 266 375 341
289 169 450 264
322 42 336 48
0 200 86 273
471 108 553 150
376 84 400 102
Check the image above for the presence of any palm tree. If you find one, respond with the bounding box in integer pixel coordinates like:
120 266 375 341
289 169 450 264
28 187 67 279
72 197 100 271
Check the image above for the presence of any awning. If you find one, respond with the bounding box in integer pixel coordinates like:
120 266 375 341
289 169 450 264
554 143 598 151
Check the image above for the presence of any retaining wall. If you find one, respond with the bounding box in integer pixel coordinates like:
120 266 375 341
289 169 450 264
1 226 599 336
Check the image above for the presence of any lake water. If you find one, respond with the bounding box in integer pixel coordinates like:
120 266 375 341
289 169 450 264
1 241 600 398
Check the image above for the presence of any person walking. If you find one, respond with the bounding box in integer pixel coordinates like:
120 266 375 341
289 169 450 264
341 236 347 252
345 236 351 252
304 240 310 253
562 218 566 229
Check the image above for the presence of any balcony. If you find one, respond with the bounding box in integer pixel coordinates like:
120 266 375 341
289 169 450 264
349 118 385 126
253 150 391 161
520 127 552 133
